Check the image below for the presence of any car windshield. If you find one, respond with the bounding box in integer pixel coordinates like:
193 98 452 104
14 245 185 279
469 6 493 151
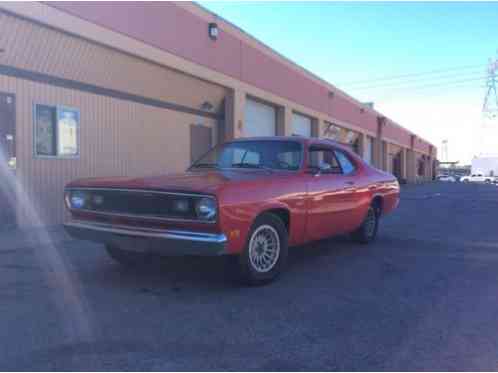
190 140 303 171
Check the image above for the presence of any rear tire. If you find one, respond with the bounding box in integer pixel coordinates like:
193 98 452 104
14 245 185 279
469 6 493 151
105 244 151 266
352 204 379 244
236 213 288 286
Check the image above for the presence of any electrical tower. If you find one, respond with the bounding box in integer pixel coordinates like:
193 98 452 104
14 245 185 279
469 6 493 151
483 55 498 118
478 53 498 156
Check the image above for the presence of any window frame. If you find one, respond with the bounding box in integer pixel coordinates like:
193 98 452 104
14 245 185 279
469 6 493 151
308 145 343 175
33 103 80 159
334 148 358 176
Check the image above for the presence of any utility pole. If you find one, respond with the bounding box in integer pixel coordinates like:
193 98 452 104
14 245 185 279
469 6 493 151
441 139 449 163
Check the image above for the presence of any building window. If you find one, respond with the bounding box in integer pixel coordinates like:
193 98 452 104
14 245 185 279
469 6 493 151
35 105 80 158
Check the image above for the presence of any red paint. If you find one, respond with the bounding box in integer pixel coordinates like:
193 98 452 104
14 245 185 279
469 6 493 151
45 2 429 149
66 137 400 254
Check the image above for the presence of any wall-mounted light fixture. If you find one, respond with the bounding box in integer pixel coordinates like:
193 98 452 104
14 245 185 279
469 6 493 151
200 101 214 112
208 23 218 40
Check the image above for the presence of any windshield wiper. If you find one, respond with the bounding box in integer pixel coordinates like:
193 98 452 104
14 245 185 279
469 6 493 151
190 163 219 169
232 163 273 172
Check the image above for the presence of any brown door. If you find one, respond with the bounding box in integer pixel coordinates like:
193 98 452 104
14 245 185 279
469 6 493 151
0 92 16 230
392 151 402 180
190 124 213 164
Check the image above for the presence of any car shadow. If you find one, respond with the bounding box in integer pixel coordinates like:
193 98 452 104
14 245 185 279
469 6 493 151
74 234 368 293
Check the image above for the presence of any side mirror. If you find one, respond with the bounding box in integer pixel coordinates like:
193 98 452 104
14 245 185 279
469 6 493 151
307 166 321 176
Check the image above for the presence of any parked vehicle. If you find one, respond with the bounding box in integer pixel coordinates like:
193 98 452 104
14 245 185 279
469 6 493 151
459 174 494 183
63 137 400 285
437 175 456 182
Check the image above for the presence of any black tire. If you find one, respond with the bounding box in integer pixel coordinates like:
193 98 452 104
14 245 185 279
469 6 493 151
485 179 491 184
236 213 288 286
352 204 380 244
105 244 152 267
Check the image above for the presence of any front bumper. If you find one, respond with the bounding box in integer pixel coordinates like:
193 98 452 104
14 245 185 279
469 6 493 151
64 220 228 256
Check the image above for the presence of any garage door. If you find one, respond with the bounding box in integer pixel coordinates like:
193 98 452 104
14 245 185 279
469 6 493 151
292 113 312 137
244 98 276 137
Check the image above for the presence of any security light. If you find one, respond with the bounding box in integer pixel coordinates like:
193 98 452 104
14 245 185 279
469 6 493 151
208 23 218 40
201 101 214 112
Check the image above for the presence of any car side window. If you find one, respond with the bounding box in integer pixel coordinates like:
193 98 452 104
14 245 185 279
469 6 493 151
334 150 356 175
308 147 341 174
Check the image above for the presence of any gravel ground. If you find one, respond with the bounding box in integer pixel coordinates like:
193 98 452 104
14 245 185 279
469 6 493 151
1 182 498 371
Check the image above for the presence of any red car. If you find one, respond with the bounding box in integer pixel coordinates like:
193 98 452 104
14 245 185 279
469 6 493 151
64 137 399 285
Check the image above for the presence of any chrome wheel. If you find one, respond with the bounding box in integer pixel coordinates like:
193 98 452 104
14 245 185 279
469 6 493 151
248 224 280 273
364 207 377 238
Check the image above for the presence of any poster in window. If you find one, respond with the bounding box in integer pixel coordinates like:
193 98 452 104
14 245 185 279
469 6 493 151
35 105 57 156
57 108 79 156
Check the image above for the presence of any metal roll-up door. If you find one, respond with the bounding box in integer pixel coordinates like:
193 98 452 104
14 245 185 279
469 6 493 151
292 113 312 137
244 98 276 137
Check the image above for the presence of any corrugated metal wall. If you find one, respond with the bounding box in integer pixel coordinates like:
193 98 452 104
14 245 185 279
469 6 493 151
0 73 218 226
0 11 227 113
0 11 224 227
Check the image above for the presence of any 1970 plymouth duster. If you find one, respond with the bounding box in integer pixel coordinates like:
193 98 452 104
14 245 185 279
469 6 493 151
64 136 399 285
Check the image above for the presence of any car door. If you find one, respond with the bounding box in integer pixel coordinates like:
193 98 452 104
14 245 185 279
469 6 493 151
333 149 367 231
305 145 358 241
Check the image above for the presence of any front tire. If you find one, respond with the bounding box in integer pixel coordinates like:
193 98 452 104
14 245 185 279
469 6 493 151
237 213 288 286
352 205 379 244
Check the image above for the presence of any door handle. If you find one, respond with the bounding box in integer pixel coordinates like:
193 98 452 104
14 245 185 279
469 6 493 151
345 181 355 186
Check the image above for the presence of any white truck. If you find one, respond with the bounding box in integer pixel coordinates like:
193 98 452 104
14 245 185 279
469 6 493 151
460 173 494 183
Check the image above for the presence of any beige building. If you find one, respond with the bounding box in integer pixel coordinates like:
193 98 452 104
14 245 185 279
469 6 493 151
0 2 436 228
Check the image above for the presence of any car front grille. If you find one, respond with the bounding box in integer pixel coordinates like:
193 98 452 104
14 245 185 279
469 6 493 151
66 188 212 222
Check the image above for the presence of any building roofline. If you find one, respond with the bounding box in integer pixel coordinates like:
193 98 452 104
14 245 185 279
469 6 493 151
190 2 434 148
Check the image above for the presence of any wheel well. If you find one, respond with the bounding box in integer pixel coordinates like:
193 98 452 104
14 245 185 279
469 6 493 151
264 208 290 232
371 196 383 215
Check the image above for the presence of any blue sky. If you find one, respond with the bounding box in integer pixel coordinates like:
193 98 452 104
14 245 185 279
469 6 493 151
199 1 498 163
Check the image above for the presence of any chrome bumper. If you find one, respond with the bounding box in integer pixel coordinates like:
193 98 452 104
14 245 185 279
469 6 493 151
63 221 228 256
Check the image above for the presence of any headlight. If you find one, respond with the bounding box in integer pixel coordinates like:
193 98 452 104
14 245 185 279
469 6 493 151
195 197 217 221
66 190 88 209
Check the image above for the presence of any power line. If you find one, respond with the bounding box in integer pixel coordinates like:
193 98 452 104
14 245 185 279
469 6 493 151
338 63 486 86
350 75 487 92
346 70 486 90
359 80 485 101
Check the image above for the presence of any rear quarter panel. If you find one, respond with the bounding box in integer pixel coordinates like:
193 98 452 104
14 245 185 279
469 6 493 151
364 166 400 216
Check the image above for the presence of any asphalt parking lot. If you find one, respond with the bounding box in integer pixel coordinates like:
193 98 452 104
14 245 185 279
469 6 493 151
2 182 498 371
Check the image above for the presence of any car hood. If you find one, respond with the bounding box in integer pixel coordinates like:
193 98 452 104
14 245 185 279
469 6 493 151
67 169 279 194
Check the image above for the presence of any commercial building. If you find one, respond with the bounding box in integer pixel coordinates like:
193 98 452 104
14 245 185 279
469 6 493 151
0 2 436 228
